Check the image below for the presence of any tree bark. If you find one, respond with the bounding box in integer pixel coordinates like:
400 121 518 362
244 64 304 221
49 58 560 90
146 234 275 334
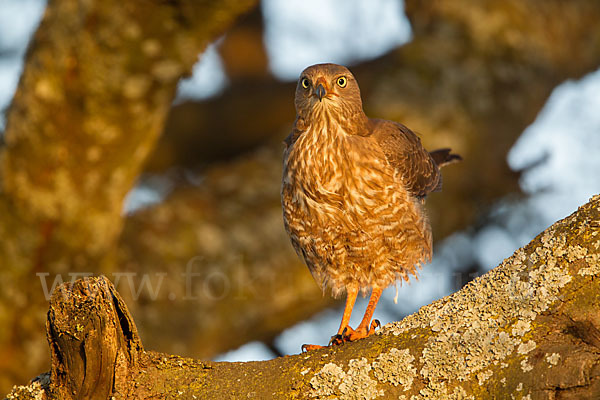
6 194 600 400
46 277 143 400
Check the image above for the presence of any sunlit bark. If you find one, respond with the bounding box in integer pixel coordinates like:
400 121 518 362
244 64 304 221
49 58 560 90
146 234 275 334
7 195 600 399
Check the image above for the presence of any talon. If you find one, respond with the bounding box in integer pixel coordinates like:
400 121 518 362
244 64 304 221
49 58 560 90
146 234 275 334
328 334 345 346
370 319 381 332
342 325 357 340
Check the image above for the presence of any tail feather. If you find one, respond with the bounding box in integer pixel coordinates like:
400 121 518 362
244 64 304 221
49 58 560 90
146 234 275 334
429 148 462 168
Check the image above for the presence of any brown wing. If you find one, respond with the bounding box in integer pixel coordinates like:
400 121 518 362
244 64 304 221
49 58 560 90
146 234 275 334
371 119 441 198
283 117 306 149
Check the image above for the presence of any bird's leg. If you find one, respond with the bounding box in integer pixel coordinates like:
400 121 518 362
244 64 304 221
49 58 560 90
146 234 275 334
301 285 358 352
343 287 382 342
329 285 358 346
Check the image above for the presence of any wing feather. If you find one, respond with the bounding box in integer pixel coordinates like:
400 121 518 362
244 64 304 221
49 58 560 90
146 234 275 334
371 119 441 198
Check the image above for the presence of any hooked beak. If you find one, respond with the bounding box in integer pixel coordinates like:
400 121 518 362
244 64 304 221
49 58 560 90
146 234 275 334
316 83 326 102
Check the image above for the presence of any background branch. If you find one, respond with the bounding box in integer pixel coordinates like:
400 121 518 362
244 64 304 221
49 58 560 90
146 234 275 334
0 0 257 390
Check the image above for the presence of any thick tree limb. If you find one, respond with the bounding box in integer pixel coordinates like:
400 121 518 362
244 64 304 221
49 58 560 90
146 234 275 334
1 0 256 258
6 195 600 399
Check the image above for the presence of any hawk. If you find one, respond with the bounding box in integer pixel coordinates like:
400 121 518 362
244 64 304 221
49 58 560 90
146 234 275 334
281 63 460 350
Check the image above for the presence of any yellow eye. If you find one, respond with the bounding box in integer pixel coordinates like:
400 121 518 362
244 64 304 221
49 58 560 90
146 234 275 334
337 76 347 88
301 77 310 89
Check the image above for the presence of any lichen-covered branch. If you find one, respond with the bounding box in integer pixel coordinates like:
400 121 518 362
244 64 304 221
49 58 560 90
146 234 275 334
1 0 256 258
6 195 600 399
3 0 600 395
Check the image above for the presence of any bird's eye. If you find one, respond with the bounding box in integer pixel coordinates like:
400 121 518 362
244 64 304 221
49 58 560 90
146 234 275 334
301 77 310 89
337 76 347 88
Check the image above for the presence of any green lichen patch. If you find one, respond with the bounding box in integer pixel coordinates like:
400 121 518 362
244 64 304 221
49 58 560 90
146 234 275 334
414 384 474 400
578 253 600 276
4 382 44 400
309 363 345 398
516 340 536 355
4 373 49 400
511 320 531 337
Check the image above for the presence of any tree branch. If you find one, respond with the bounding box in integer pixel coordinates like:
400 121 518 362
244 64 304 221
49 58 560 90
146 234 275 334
6 194 600 399
3 0 600 393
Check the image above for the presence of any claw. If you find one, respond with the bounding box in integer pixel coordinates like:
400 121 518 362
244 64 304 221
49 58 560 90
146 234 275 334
302 319 382 353
370 319 381 332
342 325 356 338
328 334 345 346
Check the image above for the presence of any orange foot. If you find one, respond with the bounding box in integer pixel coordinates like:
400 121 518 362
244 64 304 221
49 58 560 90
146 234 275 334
342 319 381 342
300 319 380 352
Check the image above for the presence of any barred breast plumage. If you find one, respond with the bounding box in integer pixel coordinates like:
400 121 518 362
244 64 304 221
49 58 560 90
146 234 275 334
281 63 460 350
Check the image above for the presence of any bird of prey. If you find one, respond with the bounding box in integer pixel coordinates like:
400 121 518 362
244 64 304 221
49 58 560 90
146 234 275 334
281 63 460 351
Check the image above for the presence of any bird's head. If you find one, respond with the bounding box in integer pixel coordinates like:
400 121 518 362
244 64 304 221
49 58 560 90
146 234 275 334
294 63 365 123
